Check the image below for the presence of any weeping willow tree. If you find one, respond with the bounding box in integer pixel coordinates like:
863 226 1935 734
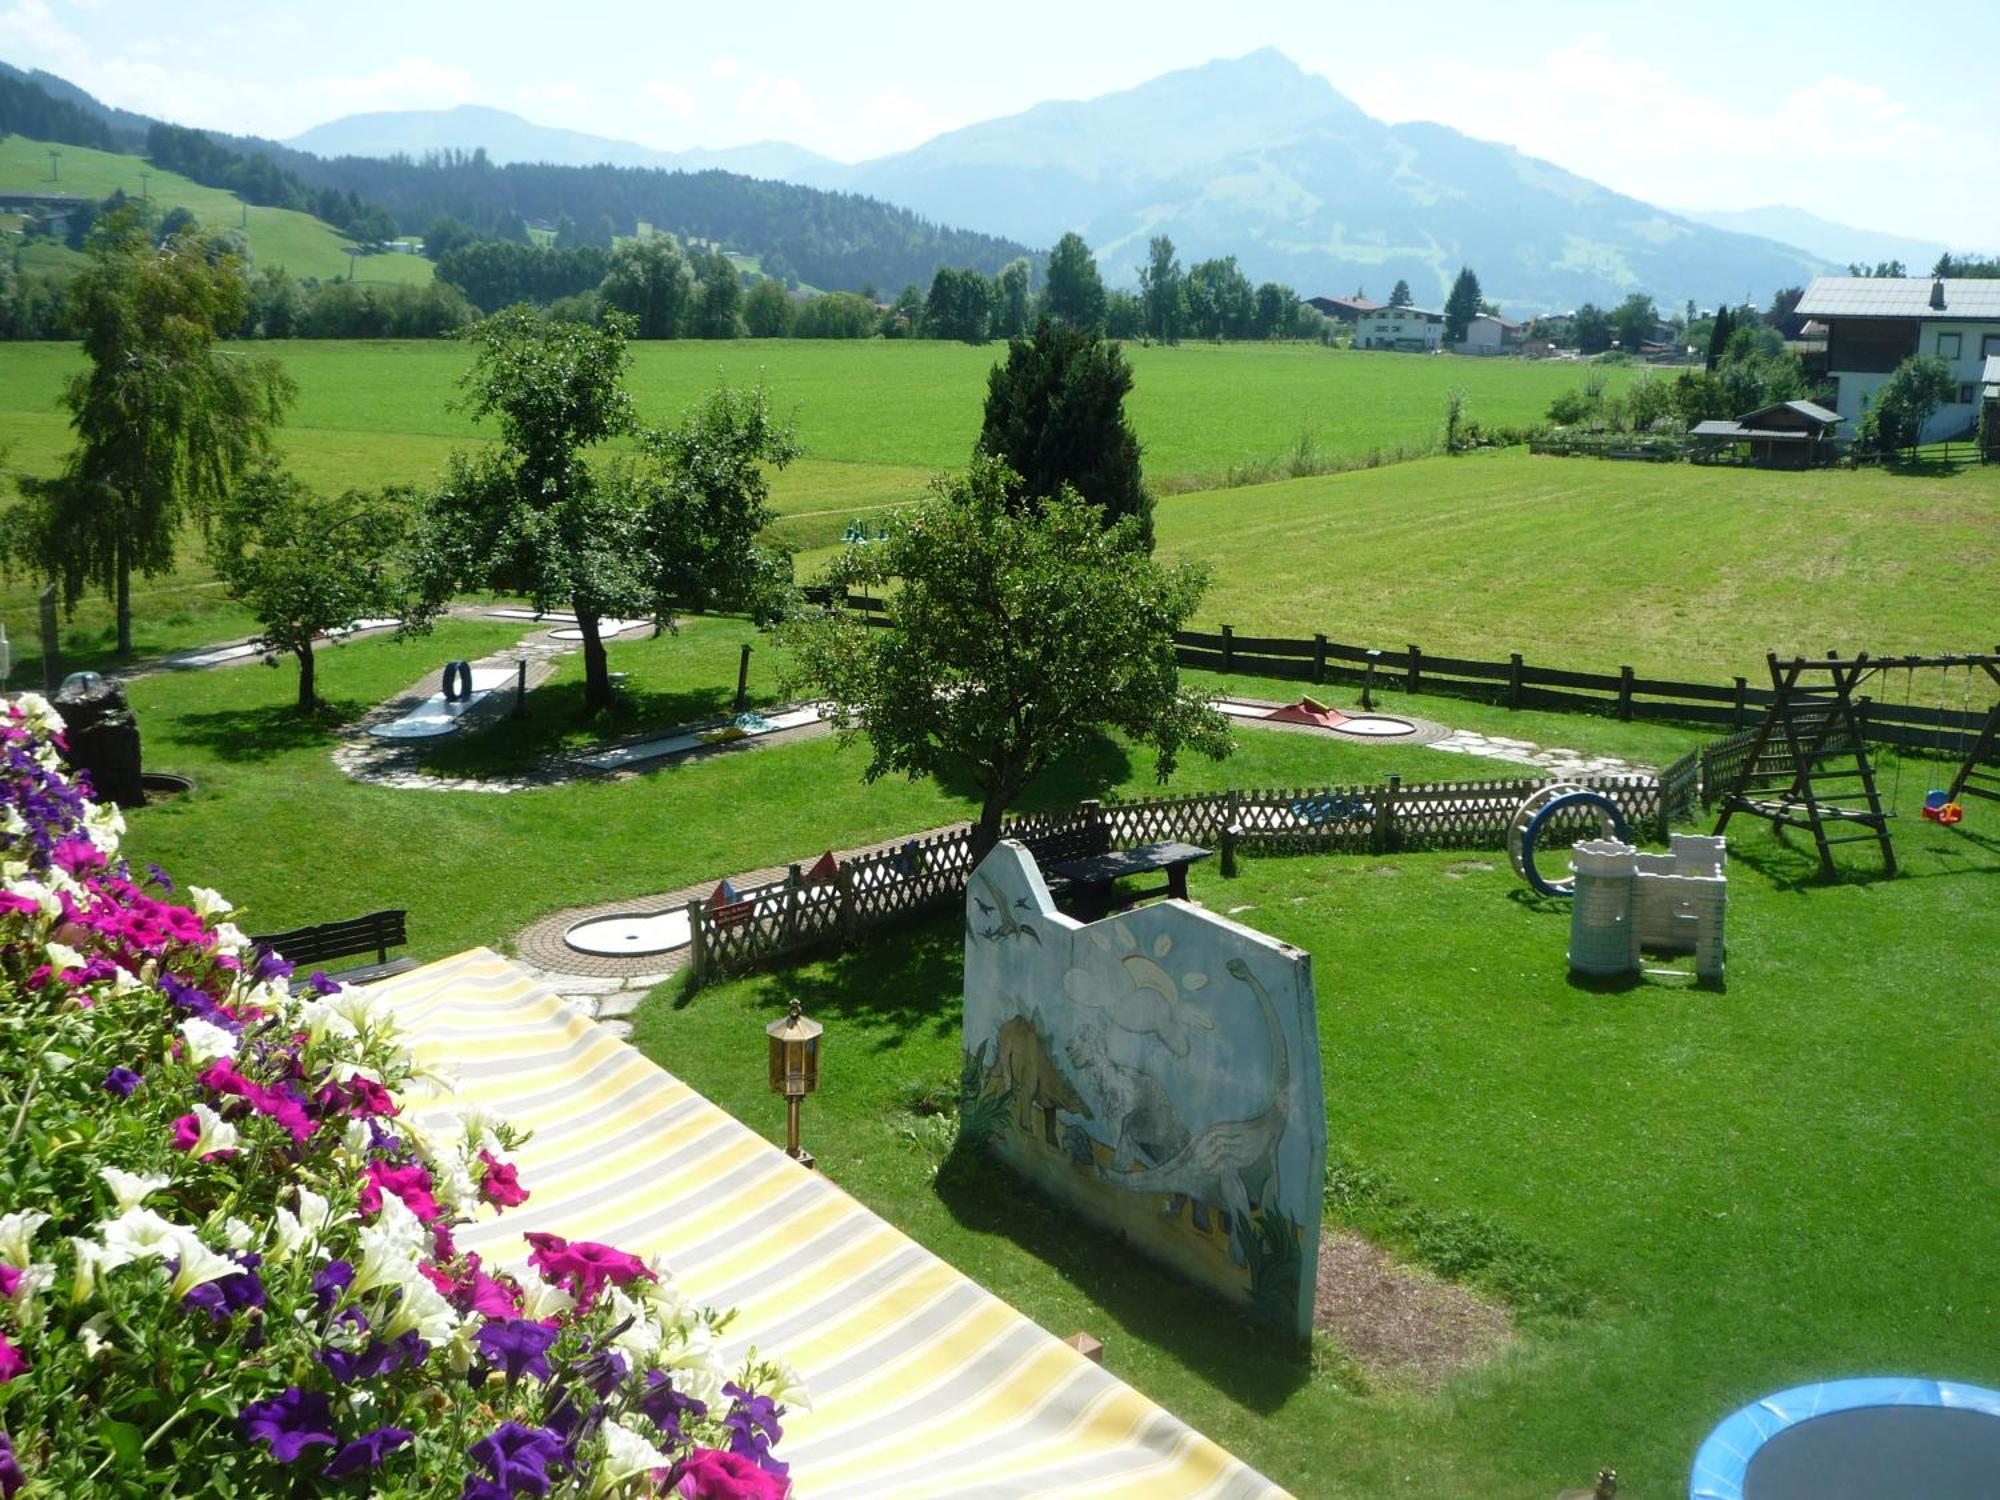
1 204 294 655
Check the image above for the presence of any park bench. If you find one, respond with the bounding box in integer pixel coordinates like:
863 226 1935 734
249 909 418 989
1045 841 1212 917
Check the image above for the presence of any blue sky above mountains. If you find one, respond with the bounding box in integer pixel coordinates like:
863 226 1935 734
2 0 1994 246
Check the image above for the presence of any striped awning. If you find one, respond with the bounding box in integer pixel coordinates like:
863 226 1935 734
377 950 1286 1499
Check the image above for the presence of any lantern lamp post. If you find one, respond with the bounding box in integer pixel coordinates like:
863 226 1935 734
765 999 823 1168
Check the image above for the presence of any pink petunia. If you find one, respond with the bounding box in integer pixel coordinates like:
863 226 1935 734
524 1232 655 1311
359 1160 442 1224
0 1265 20 1298
478 1151 530 1209
677 1447 789 1499
0 1334 28 1384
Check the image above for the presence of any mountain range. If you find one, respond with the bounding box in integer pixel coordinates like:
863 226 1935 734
288 50 1852 313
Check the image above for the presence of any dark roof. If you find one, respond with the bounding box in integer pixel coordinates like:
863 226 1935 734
1796 277 2000 320
1739 399 1843 428
1691 420 1820 442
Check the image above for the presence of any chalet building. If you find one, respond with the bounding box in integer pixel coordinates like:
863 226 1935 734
1306 295 1383 324
1356 305 1444 352
1690 400 1844 469
1453 312 1521 355
1983 355 2000 463
1796 276 2000 442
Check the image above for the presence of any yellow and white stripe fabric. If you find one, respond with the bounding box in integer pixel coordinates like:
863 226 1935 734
377 950 1287 1500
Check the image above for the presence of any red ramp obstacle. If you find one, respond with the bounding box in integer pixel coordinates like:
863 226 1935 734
1267 695 1352 729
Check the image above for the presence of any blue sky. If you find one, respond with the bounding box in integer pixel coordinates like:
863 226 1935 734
5 0 1995 246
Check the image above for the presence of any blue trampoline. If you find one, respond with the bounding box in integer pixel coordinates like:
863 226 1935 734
1691 1378 2000 1500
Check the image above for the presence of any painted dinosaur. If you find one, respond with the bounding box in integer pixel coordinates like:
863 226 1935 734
993 1013 1091 1146
1098 957 1291 1264
1063 1018 1192 1171
974 873 1041 945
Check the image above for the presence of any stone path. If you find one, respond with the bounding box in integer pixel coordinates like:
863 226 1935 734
1425 728 1654 780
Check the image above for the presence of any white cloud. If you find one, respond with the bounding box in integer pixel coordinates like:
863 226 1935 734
641 79 696 120
1345 36 1995 247
735 72 820 137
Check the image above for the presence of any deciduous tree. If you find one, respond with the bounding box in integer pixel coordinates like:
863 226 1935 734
1863 355 1956 453
599 235 692 338
1139 235 1183 343
975 318 1151 545
742 277 794 337
0 206 293 655
211 466 411 711
781 456 1229 858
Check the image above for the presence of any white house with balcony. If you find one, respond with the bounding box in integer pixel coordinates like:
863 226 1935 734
1356 305 1443 352
1795 276 2000 442
1453 312 1521 355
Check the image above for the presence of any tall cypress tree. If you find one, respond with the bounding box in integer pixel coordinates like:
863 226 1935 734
1705 305 1734 372
1444 266 1482 343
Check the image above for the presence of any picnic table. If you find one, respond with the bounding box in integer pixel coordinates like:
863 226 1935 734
1046 840 1212 914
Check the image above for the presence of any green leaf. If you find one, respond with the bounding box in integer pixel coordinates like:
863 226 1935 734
98 1416 145 1468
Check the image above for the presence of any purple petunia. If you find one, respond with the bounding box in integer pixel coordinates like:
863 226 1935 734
321 1424 412 1480
249 946 294 985
476 1318 560 1385
320 1331 426 1384
183 1252 265 1323
721 1384 788 1479
0 1429 21 1499
640 1370 708 1446
575 1342 628 1398
313 1259 354 1309
466 1421 567 1497
241 1387 338 1463
306 970 341 997
143 862 173 893
102 1065 141 1098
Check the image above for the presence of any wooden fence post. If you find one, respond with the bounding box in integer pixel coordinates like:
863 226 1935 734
1373 774 1401 854
1732 675 1748 727
1221 624 1234 673
1618 665 1635 721
1507 653 1523 709
835 863 857 939
1362 651 1378 711
685 901 707 985
735 642 752 711
779 865 802 949
1406 644 1422 694
1313 633 1328 685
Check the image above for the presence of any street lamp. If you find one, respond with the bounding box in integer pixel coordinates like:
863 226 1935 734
765 999 823 1169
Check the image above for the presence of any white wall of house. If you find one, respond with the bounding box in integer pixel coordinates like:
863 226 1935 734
1831 319 2000 441
1453 315 1513 355
1356 308 1442 351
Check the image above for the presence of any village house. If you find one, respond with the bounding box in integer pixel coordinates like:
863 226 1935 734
1356 304 1444 351
1453 311 1521 355
1305 294 1383 324
1796 275 2000 442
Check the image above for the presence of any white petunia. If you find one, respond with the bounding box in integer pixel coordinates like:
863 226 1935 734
221 1217 257 1253
70 1237 106 1302
209 921 249 956
379 1268 458 1344
79 1310 113 1359
187 886 232 919
297 995 360 1044
350 1195 427 1298
43 941 86 975
178 1016 239 1064
515 1277 575 1323
179 1103 239 1159
98 1207 181 1270
83 799 124 851
597 1419 673 1485
604 1289 661 1359
3 878 59 918
761 1356 812 1413
99 1167 170 1214
0 1209 50 1266
166 1231 241 1300
657 1323 724 1405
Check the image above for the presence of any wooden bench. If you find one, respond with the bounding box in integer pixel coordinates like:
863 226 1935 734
249 910 419 988
1045 841 1212 917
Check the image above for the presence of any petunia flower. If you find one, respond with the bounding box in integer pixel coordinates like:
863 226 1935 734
321 1425 412 1480
101 1065 141 1097
0 1335 27 1384
599 1418 673 1486
0 1212 49 1266
170 1104 239 1160
675 1447 789 1500
165 1231 243 1300
720 1384 788 1478
0 1428 24 1498
240 1387 338 1463
466 1421 567 1496
99 1167 169 1215
478 1151 530 1209
640 1371 708 1446
524 1232 655 1311
476 1318 559 1384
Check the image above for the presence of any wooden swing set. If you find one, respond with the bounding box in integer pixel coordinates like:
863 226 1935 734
1713 650 2000 879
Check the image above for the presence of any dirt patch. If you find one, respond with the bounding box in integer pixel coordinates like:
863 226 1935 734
1445 860 1496 879
1314 1230 1514 1391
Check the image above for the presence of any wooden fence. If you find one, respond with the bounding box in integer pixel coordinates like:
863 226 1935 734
685 773 1662 981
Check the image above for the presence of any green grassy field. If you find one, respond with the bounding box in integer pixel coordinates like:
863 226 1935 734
1159 449 2000 682
0 133 434 287
95 627 2000 1499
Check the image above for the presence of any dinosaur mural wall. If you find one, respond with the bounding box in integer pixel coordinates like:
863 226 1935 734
963 840 1326 1340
